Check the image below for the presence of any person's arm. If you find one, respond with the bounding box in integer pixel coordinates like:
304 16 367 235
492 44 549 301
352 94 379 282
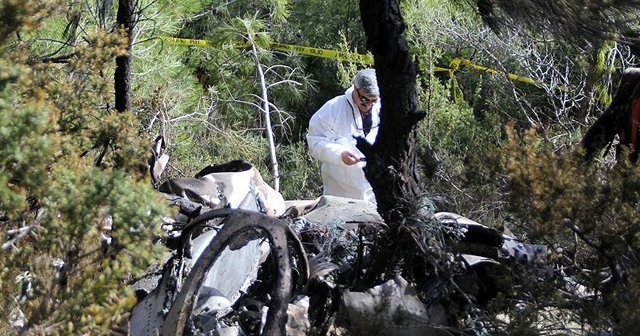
306 102 352 165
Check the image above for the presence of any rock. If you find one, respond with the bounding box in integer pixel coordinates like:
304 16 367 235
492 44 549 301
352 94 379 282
286 296 311 336
340 275 448 336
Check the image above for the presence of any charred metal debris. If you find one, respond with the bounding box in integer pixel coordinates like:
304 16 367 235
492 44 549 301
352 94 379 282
127 137 548 336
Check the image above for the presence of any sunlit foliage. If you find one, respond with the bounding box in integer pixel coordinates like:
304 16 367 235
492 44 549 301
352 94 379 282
0 1 167 334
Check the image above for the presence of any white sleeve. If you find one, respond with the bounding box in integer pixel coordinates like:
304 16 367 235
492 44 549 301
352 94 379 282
306 101 349 165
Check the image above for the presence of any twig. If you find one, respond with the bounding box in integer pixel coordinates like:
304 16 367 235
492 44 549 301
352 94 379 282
3 226 33 251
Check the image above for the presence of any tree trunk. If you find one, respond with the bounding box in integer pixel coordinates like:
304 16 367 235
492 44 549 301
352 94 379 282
359 0 425 224
95 0 132 166
115 0 133 113
98 0 114 29
248 35 280 192
358 0 426 282
582 68 640 161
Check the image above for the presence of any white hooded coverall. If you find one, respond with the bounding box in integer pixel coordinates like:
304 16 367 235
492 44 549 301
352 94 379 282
306 87 380 203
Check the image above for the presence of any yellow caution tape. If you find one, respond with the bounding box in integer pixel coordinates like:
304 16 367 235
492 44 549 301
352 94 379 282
269 42 373 64
161 36 553 92
432 66 452 72
160 36 373 64
449 57 542 87
161 36 213 48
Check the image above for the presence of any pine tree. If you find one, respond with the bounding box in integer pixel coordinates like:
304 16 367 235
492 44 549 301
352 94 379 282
0 1 167 333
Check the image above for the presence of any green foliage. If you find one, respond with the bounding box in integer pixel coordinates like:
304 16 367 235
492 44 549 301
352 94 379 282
283 0 365 118
418 71 506 224
33 165 164 333
0 67 56 213
277 140 323 200
267 0 291 24
0 1 167 334
174 126 270 174
334 32 371 89
286 0 362 50
403 2 640 333
154 0 209 19
0 0 54 44
500 126 640 334
422 80 500 155
142 4 319 201
592 41 616 106
3 0 639 334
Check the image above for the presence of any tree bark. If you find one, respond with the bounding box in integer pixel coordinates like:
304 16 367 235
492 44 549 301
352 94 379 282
359 0 425 225
95 0 132 166
115 0 133 113
98 0 114 29
582 68 640 161
357 0 426 283
248 35 281 192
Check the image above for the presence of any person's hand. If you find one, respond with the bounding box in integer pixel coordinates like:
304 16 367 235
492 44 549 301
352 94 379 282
341 151 360 165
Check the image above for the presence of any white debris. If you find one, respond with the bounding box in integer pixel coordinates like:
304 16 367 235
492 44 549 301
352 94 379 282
9 307 26 331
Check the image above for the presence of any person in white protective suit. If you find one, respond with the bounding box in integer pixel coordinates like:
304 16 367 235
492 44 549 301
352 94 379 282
306 68 381 203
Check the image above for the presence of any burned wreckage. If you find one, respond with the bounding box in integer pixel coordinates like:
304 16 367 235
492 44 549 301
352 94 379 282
128 139 547 336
